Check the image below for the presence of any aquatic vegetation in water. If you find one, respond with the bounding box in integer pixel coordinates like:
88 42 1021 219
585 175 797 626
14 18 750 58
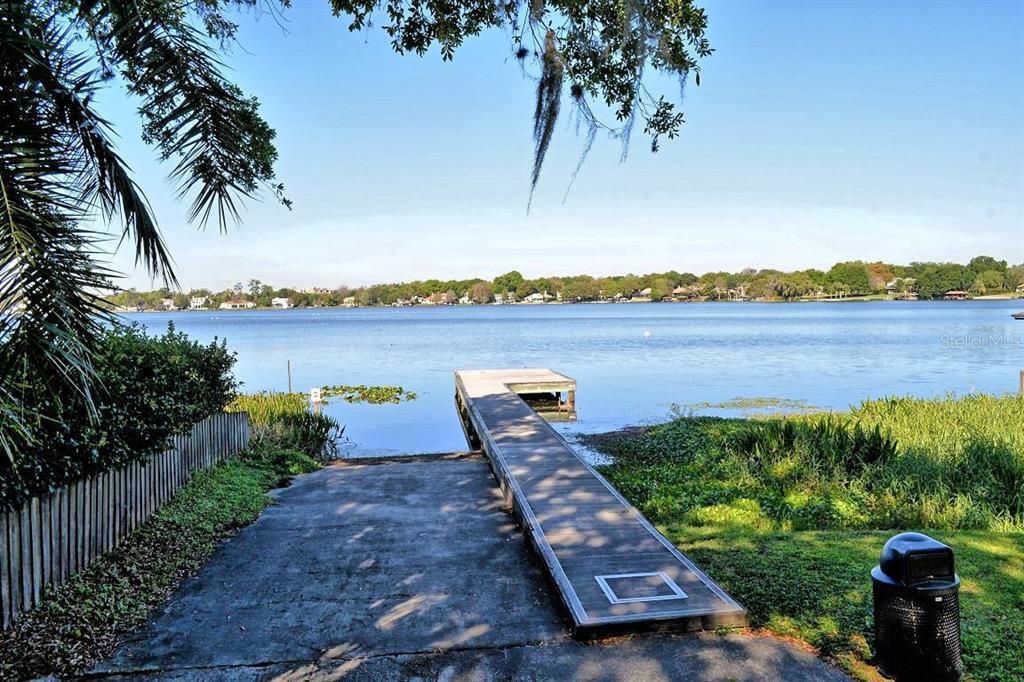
229 385 417 417
320 385 417 404
227 386 416 457
680 396 816 412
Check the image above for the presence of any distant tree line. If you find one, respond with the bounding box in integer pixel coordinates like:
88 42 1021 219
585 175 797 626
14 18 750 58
107 256 1024 310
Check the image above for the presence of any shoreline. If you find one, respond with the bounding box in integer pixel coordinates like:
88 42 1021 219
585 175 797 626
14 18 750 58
116 296 1023 313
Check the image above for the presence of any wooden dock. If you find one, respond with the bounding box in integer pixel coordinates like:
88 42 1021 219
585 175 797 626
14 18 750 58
455 369 747 635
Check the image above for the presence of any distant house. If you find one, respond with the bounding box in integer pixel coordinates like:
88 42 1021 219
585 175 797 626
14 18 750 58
671 286 699 301
885 278 917 300
342 296 357 307
629 287 653 301
458 294 472 305
189 296 209 310
493 293 504 305
160 298 176 311
423 292 456 305
219 300 256 310
943 290 969 300
523 291 554 304
885 277 915 291
271 297 291 309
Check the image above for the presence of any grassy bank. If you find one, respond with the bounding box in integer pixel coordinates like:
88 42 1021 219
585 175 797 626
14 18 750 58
584 394 1024 681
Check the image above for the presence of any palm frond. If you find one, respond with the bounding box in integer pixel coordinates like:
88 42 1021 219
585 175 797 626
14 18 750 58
16 11 177 284
81 0 284 232
0 382 32 463
0 2 118 454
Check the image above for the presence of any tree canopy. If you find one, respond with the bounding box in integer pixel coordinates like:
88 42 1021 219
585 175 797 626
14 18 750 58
108 255 1024 310
492 270 526 294
327 0 712 194
0 0 713 456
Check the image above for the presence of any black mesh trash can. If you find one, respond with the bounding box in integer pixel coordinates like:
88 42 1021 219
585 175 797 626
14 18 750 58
872 532 962 681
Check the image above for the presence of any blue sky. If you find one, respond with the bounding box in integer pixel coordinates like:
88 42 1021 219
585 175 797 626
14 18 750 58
101 0 1024 290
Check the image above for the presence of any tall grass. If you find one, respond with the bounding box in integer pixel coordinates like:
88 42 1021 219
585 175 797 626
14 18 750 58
591 394 1024 532
843 395 1024 530
227 393 342 461
227 392 307 427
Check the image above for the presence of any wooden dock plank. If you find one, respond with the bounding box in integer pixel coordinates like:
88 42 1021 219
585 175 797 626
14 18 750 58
455 368 746 635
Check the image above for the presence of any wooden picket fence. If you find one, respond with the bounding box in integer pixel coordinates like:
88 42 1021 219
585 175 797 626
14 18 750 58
0 411 250 630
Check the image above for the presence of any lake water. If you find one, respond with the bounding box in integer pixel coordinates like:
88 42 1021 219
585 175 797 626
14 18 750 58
124 301 1024 457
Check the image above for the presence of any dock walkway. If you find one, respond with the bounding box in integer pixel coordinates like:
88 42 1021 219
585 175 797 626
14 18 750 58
455 369 747 635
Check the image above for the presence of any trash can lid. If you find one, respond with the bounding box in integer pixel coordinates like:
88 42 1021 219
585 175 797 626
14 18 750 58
877 532 956 587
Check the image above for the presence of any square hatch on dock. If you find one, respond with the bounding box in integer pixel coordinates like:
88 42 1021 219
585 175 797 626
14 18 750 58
455 369 747 635
596 572 688 604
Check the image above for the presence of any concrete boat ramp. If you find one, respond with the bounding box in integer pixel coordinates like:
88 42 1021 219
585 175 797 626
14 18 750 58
92 368 848 680
455 369 747 635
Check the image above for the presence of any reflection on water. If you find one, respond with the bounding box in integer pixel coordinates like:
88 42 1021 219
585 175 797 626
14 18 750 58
123 301 1024 456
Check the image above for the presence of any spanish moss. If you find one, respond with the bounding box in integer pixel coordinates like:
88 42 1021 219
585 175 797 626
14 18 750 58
562 124 597 205
529 29 563 205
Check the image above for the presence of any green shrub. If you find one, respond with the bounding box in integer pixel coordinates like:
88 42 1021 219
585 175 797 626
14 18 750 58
241 444 320 478
251 412 343 461
0 322 237 510
277 449 320 476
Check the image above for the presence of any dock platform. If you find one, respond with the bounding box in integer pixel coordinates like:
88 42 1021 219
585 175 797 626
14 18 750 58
454 369 747 635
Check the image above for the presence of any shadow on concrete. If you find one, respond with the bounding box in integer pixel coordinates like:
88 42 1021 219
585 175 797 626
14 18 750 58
87 455 846 681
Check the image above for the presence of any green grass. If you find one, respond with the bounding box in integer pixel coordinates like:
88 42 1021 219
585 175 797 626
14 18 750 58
0 451 309 680
659 527 1023 682
584 393 1024 681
